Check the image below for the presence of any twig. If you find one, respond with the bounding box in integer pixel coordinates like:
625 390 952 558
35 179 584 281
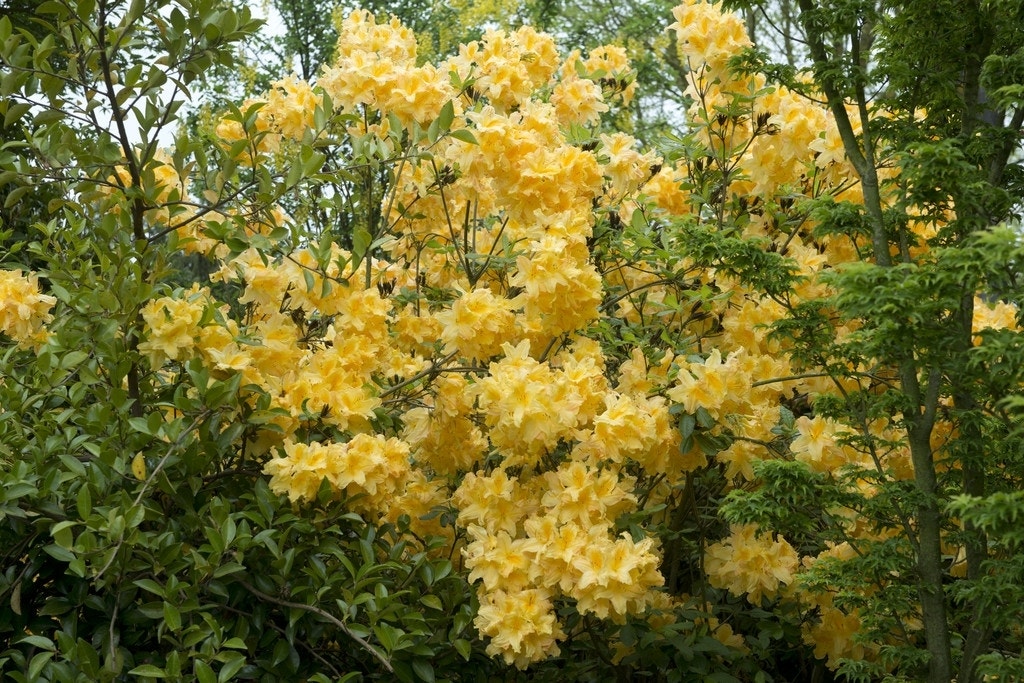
220 604 343 678
238 580 394 673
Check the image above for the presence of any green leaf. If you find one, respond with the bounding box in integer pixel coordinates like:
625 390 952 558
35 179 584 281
15 635 54 650
419 595 443 611
437 100 454 132
217 652 246 682
411 659 435 682
163 602 182 632
679 412 696 441
194 660 217 683
3 101 31 127
3 184 31 208
133 579 165 598
352 225 372 265
449 128 477 145
128 664 167 677
28 651 54 680
374 623 399 652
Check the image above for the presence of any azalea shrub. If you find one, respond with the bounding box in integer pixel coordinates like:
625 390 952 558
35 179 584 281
3 1 1024 682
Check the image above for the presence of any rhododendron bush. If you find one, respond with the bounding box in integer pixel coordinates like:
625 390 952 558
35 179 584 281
3 0 1024 681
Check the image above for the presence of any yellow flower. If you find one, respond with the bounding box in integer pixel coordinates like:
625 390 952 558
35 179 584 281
551 77 608 126
384 470 453 546
511 238 604 339
475 588 565 669
803 604 872 669
0 269 56 347
705 524 798 604
669 1 751 74
592 393 658 464
138 286 208 367
667 349 751 420
265 75 320 140
569 533 664 621
453 469 536 536
524 517 596 593
262 435 410 516
600 132 661 201
475 340 584 466
464 526 537 592
402 375 488 475
791 415 863 474
972 295 1020 344
436 287 517 362
540 461 636 527
385 64 456 126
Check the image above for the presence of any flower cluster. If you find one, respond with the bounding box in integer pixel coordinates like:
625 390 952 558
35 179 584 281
216 75 322 155
319 10 454 125
669 0 751 75
263 434 410 516
0 269 56 347
705 524 799 604
457 460 664 667
138 285 210 367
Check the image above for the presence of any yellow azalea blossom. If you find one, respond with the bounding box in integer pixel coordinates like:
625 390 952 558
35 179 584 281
569 533 665 622
384 470 454 547
435 287 518 362
539 460 636 528
667 348 752 420
475 340 585 466
138 285 209 368
551 77 608 126
0 269 56 347
644 164 692 215
600 132 661 202
791 415 864 474
803 604 874 669
591 393 658 464
475 588 565 670
464 525 538 592
402 375 488 475
705 524 799 604
262 435 410 516
972 295 1020 344
264 75 320 140
452 469 537 536
669 0 751 74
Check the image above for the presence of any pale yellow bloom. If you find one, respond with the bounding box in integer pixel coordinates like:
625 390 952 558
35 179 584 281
705 524 799 604
475 588 565 669
0 269 56 347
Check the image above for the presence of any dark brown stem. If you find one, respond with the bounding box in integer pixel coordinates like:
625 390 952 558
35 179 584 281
238 580 393 673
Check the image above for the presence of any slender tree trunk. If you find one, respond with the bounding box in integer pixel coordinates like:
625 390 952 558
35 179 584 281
795 2 954 678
